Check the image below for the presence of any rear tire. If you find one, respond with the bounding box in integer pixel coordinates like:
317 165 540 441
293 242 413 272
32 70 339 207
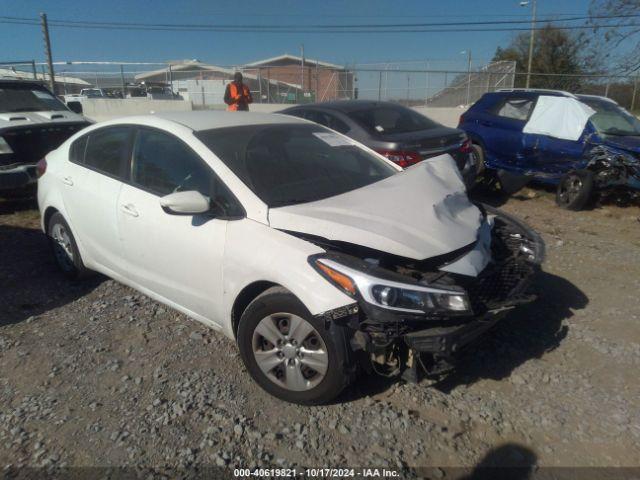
237 287 352 405
47 212 91 279
556 170 594 211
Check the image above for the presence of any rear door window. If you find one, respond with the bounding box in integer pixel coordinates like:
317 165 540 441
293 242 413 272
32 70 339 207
492 97 535 121
83 127 132 178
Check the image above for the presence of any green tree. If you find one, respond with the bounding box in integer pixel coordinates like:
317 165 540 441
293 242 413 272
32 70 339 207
493 25 588 90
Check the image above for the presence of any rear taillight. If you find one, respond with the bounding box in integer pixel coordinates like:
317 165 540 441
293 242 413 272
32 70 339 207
376 149 422 169
36 158 47 178
459 138 473 153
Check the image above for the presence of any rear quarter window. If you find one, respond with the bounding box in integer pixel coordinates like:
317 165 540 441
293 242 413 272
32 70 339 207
69 135 88 164
491 97 535 121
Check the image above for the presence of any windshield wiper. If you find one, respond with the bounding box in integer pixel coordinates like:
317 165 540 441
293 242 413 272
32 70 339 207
602 129 640 137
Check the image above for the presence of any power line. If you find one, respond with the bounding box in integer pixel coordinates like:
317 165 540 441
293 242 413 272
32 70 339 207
0 13 637 31
0 18 635 34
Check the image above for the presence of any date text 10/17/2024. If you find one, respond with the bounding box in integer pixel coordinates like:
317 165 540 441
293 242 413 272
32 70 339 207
234 468 401 478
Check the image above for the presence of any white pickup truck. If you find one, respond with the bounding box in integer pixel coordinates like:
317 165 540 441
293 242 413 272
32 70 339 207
0 80 90 195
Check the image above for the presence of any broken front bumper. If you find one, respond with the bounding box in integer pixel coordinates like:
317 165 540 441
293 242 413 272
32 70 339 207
357 205 544 359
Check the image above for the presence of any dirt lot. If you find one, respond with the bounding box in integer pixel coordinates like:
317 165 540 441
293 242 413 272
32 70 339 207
1 190 639 477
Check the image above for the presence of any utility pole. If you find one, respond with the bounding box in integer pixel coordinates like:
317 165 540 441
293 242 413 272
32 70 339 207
40 13 55 93
300 44 305 103
522 0 537 88
466 50 472 105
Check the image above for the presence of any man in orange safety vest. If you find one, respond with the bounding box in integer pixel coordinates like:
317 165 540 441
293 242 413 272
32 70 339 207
224 72 253 111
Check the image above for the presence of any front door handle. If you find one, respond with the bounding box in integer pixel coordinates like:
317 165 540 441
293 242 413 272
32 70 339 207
120 204 139 217
62 176 73 186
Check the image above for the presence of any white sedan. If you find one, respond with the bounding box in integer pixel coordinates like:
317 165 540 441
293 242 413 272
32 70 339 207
37 111 544 404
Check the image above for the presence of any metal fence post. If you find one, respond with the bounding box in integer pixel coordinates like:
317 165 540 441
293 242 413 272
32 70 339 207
631 76 639 112
120 65 126 99
605 78 610 98
378 70 382 101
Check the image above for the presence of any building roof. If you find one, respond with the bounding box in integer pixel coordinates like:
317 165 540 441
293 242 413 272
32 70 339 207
134 61 302 88
243 54 345 70
134 61 236 81
0 68 90 86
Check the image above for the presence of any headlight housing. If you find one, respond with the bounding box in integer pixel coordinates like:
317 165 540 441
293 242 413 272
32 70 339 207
312 257 472 316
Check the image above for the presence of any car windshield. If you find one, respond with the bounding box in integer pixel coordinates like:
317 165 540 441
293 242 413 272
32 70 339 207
580 97 640 137
347 104 440 136
195 124 397 207
0 84 67 113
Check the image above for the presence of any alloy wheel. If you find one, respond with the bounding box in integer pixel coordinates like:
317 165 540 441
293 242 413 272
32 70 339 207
252 313 329 392
51 223 74 271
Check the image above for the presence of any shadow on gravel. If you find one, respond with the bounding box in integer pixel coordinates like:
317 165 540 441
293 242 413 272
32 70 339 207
0 197 38 215
0 224 103 327
460 443 538 480
433 271 588 393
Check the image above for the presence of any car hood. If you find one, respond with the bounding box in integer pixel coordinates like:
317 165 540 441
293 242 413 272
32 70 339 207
0 110 87 131
268 154 482 260
602 135 640 155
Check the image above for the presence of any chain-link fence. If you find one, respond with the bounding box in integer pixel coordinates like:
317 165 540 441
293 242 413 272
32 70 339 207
2 59 639 111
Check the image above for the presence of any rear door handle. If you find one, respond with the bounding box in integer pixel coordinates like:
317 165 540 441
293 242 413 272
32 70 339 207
120 204 139 217
62 176 73 186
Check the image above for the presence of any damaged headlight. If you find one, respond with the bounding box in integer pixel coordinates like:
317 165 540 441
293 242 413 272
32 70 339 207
372 285 470 313
313 257 472 316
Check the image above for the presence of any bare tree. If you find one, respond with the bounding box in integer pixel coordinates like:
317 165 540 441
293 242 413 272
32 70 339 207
589 0 640 73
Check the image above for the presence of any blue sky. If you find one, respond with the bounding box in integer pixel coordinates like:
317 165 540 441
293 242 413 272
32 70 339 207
2 0 590 68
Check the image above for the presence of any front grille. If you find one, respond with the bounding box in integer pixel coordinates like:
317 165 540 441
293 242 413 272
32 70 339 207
456 218 537 314
464 257 534 313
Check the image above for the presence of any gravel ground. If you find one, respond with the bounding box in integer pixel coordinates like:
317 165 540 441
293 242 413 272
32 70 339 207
0 190 639 477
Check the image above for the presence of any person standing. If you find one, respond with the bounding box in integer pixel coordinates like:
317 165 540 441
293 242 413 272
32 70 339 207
224 72 253 111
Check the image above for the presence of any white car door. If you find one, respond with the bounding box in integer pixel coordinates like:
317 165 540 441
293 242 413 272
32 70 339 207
116 127 243 327
61 126 133 273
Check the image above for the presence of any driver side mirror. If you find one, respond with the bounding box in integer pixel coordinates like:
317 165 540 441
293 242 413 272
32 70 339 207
160 191 211 215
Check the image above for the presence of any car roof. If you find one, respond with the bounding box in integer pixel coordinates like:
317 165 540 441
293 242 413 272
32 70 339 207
494 88 576 98
125 110 309 131
284 100 405 114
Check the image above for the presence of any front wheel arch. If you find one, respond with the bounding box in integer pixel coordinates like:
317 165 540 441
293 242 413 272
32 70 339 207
231 281 280 339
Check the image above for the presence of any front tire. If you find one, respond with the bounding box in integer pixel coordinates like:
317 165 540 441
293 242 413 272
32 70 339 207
556 170 594 211
471 143 485 176
47 212 91 279
237 287 352 405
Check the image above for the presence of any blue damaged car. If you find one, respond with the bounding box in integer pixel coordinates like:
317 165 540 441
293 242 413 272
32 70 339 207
459 89 640 210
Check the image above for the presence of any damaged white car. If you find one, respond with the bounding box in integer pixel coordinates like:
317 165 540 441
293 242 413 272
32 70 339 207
37 111 544 404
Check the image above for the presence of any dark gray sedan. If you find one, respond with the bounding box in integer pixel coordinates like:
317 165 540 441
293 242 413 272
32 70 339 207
280 100 477 188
